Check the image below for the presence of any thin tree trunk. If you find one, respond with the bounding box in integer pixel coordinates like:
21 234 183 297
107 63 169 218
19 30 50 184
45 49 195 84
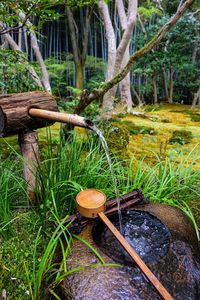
119 44 133 112
18 23 22 50
17 11 51 93
76 61 84 90
192 87 200 108
116 0 137 112
168 67 174 103
131 85 143 106
66 6 92 91
153 75 158 104
161 67 169 100
114 0 137 73
98 0 116 111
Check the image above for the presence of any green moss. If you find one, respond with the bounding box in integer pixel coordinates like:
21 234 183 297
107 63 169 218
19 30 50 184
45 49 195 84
144 104 160 112
161 118 171 123
0 212 43 300
121 120 156 135
115 113 127 118
190 114 200 122
99 122 129 159
169 130 193 145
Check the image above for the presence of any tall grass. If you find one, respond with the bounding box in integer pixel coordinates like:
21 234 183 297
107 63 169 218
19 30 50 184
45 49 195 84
36 133 199 238
25 211 115 300
121 149 200 204
0 156 28 235
36 133 123 219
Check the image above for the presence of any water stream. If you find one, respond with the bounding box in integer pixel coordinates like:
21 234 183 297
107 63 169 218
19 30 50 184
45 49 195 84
89 123 123 233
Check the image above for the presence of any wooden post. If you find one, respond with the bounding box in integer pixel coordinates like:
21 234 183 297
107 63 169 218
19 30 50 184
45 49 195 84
18 130 39 202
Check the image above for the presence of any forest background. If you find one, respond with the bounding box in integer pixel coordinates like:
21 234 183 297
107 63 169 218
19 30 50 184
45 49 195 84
0 0 200 113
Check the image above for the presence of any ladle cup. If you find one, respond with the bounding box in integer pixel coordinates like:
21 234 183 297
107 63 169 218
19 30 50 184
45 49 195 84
76 189 173 300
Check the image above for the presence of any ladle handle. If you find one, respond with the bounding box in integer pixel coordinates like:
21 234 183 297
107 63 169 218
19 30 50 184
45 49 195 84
98 212 174 300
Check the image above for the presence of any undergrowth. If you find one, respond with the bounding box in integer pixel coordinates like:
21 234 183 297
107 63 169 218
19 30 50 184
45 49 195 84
0 133 199 299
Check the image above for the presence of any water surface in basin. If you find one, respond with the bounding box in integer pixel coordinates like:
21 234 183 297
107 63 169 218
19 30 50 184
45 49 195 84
93 210 171 265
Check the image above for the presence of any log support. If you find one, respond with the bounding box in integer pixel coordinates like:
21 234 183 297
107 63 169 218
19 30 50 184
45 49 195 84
0 91 58 137
18 130 39 203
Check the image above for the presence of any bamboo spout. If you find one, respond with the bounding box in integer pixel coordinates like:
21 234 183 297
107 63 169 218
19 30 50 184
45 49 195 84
29 108 94 129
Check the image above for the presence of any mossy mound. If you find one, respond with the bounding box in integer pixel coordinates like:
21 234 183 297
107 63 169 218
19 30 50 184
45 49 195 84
169 130 193 145
144 104 160 112
107 124 129 151
190 114 200 122
99 122 129 159
122 120 156 135
161 118 171 123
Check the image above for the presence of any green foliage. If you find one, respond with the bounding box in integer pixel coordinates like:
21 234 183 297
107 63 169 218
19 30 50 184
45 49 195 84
133 13 200 103
85 56 105 90
121 121 156 135
138 6 162 20
0 0 61 32
66 0 98 7
41 54 105 99
169 130 193 145
0 50 39 93
190 114 200 122
0 156 28 236
25 215 73 300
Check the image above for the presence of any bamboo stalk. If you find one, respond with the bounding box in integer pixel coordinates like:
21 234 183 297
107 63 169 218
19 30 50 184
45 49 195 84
29 108 92 129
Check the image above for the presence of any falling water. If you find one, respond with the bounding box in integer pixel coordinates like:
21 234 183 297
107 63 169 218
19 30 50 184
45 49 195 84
89 123 123 233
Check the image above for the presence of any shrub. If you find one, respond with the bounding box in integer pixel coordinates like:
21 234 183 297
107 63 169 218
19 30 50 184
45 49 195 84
169 130 193 145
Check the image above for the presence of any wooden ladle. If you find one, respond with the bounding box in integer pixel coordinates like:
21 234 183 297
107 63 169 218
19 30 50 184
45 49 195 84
76 189 173 300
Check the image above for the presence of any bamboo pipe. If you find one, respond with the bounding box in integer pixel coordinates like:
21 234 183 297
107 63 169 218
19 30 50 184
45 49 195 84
76 189 174 300
29 108 94 129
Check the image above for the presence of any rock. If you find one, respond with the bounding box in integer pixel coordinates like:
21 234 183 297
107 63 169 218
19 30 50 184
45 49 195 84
59 204 200 300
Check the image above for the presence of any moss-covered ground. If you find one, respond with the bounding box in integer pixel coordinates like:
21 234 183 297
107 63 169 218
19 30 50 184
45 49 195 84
122 104 200 169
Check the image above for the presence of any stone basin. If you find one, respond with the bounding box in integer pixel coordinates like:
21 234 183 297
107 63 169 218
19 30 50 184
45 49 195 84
59 204 200 300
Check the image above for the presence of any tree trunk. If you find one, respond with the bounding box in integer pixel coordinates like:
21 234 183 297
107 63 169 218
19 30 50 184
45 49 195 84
153 75 158 104
161 67 169 100
192 87 200 108
119 45 133 112
114 0 138 73
66 6 92 91
76 61 84 91
131 85 143 106
116 0 137 111
17 11 51 93
98 0 116 111
168 67 174 104
18 131 39 202
18 23 22 50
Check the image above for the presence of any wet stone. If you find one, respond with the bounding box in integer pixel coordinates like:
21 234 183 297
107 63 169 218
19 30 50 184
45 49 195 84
60 206 200 300
93 211 170 266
